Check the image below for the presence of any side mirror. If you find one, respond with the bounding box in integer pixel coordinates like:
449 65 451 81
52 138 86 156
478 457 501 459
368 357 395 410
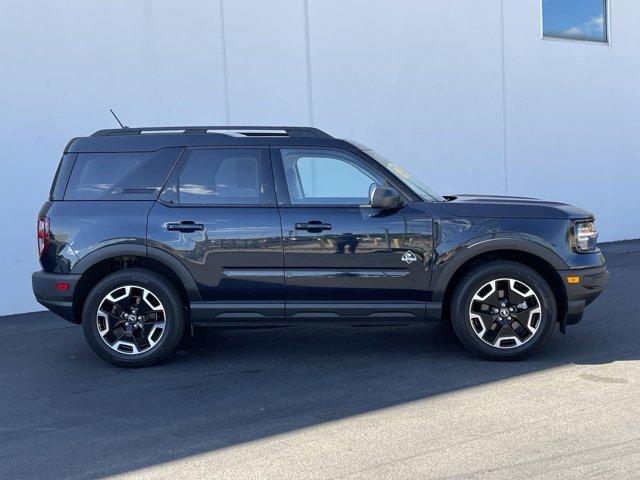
370 186 403 209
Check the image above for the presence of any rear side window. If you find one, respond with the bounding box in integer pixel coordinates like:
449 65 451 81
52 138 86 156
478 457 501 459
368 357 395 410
64 148 181 200
161 148 261 205
50 154 76 200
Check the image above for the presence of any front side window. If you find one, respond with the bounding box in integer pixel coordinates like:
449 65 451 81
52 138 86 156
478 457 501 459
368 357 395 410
281 149 383 205
542 0 608 43
164 148 261 205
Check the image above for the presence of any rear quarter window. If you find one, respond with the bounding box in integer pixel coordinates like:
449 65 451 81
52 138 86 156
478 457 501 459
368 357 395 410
64 148 181 200
49 154 77 200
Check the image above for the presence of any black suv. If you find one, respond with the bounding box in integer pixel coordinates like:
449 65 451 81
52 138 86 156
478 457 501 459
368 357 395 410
33 126 608 366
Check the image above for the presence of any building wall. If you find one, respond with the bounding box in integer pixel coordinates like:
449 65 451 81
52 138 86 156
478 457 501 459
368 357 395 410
0 0 637 315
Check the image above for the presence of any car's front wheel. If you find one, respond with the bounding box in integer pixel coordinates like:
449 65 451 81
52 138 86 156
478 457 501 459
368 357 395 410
82 269 185 367
450 261 556 360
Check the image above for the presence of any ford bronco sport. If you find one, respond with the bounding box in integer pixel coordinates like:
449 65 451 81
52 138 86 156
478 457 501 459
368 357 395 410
32 126 608 366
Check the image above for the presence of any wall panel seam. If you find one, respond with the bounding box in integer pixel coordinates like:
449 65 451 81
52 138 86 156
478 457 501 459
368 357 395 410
219 0 231 124
303 0 315 126
500 0 509 194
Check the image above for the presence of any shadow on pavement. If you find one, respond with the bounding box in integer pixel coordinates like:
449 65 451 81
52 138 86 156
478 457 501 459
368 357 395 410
0 240 638 479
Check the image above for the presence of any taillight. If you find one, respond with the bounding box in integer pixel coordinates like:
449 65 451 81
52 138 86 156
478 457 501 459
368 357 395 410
37 217 50 257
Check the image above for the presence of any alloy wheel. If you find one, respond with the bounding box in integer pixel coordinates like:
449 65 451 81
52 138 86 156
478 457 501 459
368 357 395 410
96 285 166 355
468 278 542 349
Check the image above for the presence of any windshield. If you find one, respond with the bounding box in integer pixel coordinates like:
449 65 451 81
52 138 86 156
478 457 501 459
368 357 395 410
347 141 444 202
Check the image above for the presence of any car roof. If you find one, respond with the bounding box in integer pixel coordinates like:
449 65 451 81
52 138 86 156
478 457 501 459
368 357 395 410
66 126 356 153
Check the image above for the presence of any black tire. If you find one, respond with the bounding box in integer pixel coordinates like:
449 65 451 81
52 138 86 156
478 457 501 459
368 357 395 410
450 261 556 360
82 268 185 367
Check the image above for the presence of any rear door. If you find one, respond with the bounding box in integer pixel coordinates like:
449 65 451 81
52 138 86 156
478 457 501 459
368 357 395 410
272 147 434 323
147 147 284 322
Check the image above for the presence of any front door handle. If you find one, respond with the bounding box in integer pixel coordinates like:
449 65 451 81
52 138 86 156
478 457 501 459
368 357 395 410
295 220 332 233
166 221 205 233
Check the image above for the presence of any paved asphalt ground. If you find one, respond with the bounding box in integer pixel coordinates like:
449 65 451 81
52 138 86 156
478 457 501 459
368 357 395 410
1 240 639 479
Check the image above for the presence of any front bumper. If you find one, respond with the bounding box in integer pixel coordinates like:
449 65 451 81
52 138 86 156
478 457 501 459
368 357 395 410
558 265 609 326
32 271 81 323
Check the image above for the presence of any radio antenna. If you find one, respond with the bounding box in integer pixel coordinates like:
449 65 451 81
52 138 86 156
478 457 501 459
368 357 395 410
109 108 127 129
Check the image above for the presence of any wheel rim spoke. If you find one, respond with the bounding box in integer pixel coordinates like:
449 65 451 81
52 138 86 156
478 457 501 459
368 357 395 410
96 285 166 355
482 321 503 345
131 328 151 351
506 280 529 305
139 312 164 324
509 315 532 342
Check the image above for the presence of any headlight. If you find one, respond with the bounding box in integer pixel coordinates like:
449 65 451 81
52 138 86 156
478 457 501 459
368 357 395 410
572 220 598 252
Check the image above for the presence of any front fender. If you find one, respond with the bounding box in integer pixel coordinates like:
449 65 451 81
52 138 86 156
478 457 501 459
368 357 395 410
430 233 568 302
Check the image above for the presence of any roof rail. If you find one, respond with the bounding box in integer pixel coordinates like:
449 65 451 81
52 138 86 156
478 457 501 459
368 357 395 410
91 126 332 139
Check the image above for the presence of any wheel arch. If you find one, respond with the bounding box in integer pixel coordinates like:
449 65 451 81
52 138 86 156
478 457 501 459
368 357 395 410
434 240 568 329
71 244 201 323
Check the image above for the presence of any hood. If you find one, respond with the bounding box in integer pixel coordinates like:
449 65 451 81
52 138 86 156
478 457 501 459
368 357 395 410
439 194 593 219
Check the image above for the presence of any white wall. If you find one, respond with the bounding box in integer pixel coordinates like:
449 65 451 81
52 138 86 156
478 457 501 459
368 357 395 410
503 0 640 244
0 0 638 315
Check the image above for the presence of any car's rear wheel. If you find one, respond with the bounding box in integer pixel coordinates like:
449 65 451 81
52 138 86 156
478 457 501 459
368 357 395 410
82 269 185 367
450 261 556 360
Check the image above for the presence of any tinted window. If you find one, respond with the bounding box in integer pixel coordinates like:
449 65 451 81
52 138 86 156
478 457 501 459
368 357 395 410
65 148 180 200
50 154 76 200
542 0 607 43
167 148 260 205
281 149 383 205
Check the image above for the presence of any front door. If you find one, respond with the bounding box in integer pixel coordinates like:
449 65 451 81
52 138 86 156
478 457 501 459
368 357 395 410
272 147 434 322
147 146 284 322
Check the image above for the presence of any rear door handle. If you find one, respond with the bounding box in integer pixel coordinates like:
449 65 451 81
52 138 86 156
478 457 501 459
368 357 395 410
166 221 205 233
295 220 332 233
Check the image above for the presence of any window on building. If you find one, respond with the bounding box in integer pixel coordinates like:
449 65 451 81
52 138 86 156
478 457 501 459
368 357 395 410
542 0 608 43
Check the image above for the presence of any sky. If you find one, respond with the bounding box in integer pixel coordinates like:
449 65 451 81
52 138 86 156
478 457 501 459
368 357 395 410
542 0 607 42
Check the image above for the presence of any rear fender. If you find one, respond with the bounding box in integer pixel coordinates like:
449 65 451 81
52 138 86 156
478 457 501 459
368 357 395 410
71 244 201 302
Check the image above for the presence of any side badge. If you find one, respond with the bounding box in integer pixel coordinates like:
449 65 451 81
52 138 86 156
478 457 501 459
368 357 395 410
401 250 418 264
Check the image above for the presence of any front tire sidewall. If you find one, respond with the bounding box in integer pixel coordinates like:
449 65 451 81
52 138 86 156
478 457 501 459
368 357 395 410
82 270 185 367
452 263 556 360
